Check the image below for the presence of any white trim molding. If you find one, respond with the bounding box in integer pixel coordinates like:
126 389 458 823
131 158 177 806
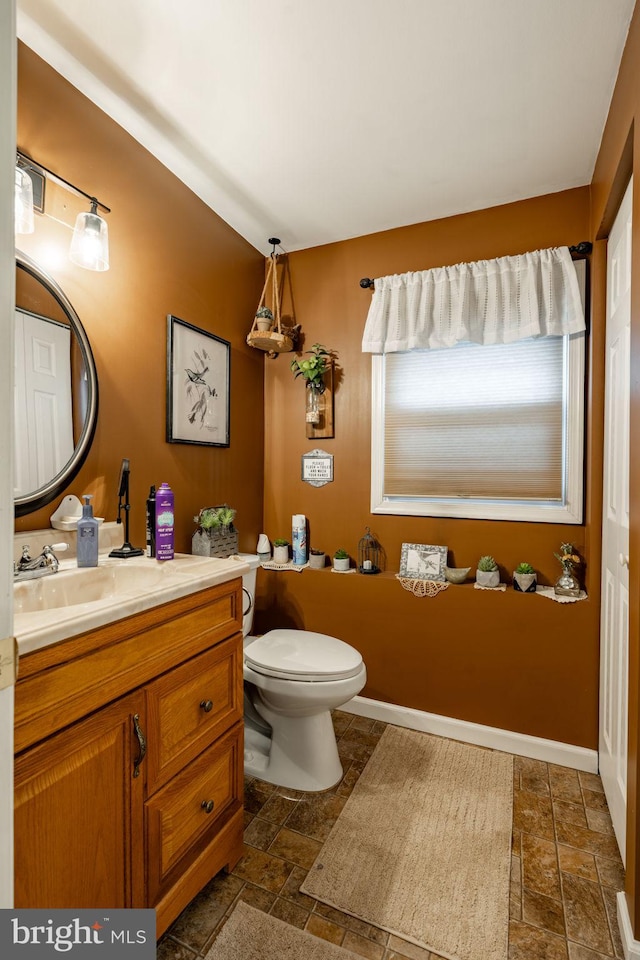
341 696 598 773
617 891 640 959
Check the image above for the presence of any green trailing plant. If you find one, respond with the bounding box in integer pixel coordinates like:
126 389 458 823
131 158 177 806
255 306 273 320
515 562 535 574
273 538 289 547
334 548 349 559
290 343 332 392
477 555 498 572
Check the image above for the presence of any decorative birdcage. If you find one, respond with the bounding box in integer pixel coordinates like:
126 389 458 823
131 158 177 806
358 527 380 574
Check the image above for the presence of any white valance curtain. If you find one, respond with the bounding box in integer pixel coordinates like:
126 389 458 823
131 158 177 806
361 246 585 354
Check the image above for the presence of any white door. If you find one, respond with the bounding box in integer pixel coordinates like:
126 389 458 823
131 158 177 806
14 310 73 496
0 0 16 909
599 176 632 863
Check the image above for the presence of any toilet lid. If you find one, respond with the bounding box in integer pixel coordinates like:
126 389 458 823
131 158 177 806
244 629 363 682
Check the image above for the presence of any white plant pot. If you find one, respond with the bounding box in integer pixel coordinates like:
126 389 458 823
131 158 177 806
273 545 289 564
309 553 326 569
476 569 500 587
333 557 350 571
513 572 537 593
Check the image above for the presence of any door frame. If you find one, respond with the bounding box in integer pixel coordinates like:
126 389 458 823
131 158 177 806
0 0 16 909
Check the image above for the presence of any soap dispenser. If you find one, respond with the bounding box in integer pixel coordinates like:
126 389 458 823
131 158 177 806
77 494 99 567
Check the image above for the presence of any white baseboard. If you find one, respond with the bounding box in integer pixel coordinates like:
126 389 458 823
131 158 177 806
618 891 640 958
340 696 598 773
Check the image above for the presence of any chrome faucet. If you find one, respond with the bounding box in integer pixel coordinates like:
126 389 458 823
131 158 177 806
14 543 68 581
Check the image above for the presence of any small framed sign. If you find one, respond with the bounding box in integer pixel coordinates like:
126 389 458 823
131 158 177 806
399 543 447 581
302 449 334 487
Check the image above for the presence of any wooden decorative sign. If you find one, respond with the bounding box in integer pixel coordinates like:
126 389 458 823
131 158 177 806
302 449 334 487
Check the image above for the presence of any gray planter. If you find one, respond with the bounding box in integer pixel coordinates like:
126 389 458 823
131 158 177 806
333 557 350 571
309 552 326 569
273 544 290 564
476 569 500 587
192 527 238 559
513 572 537 593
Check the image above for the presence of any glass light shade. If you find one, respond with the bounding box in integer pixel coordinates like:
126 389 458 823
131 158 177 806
15 165 35 234
69 204 109 271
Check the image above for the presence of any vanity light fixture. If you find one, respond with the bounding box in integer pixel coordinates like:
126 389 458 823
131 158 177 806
69 198 109 272
15 150 110 271
14 163 34 235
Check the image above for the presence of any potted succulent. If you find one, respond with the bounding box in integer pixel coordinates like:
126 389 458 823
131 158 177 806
192 505 238 558
333 548 350 572
272 538 290 564
309 548 326 569
476 555 500 587
513 561 537 593
255 306 273 332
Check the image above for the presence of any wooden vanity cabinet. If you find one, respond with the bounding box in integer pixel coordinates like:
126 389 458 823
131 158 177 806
14 577 245 937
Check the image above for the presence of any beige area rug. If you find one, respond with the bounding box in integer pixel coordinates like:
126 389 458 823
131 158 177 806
301 726 513 960
204 901 362 959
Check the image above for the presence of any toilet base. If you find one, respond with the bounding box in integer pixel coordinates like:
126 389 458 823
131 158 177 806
243 709 344 792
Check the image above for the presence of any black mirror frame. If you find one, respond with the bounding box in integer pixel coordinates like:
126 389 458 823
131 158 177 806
15 250 99 517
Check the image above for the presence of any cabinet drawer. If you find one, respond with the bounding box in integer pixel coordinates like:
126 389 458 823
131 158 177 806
145 722 243 905
145 635 242 794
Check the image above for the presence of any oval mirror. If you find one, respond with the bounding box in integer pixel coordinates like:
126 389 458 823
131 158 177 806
15 250 99 517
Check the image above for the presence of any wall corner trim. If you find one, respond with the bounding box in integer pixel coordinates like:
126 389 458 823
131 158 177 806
341 696 598 773
617 891 640 958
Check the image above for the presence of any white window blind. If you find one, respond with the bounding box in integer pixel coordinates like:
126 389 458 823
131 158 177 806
383 337 565 501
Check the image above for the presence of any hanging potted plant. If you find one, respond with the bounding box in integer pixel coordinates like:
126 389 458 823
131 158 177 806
254 306 273 332
513 561 537 593
290 343 332 424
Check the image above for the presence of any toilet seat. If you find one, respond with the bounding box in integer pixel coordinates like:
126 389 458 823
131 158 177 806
244 628 363 682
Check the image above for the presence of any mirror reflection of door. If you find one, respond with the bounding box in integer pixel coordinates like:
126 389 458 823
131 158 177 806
14 308 74 497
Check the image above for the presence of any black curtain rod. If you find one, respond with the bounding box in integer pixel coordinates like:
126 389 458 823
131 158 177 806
359 241 593 289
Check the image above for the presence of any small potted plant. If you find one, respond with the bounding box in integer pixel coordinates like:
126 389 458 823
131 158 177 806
255 306 273 332
333 548 350 572
272 538 290 564
192 505 238 558
476 555 500 587
513 561 537 593
309 548 326 569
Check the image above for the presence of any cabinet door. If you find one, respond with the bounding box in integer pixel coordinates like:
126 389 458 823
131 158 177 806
14 692 146 909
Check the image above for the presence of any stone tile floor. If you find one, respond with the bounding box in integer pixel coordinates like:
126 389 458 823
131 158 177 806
158 711 625 960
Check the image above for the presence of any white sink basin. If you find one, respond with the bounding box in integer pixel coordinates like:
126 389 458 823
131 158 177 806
14 553 249 655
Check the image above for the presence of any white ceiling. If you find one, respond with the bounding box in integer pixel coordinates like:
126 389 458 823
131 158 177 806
17 0 636 254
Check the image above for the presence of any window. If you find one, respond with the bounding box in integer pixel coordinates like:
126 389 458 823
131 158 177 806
371 263 586 524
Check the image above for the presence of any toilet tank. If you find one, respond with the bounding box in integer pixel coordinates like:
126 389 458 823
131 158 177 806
238 553 261 637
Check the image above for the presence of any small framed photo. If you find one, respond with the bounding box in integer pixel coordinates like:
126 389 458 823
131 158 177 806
167 315 230 446
399 543 447 581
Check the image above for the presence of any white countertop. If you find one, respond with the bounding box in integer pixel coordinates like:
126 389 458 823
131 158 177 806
14 552 249 656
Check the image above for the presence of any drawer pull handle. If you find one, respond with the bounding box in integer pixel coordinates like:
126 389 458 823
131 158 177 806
132 714 146 779
200 699 214 713
201 799 215 814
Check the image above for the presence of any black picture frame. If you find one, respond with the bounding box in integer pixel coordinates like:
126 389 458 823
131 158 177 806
166 315 230 447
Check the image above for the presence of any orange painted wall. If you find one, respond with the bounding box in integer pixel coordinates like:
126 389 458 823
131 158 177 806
15 44 266 554
259 186 598 750
589 0 640 932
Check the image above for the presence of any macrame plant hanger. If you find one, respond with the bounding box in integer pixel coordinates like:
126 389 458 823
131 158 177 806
246 237 294 358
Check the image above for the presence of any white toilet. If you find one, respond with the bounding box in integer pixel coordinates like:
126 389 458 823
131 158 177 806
239 554 367 792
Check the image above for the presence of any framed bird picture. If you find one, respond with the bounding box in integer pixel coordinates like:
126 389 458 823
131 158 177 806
166 315 230 446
